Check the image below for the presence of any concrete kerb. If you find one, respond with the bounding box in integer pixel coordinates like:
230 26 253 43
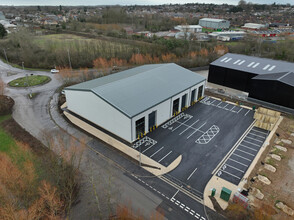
203 116 283 212
63 109 182 176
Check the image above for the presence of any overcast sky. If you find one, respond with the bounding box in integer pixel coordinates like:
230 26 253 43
0 0 292 6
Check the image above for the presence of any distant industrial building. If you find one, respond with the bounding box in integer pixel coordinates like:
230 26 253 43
208 53 294 109
208 31 246 41
199 18 230 30
242 23 268 30
174 25 203 33
64 64 206 143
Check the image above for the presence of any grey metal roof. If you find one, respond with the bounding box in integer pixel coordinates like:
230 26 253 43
253 72 294 87
210 53 294 75
65 63 205 118
199 18 226 22
211 53 294 87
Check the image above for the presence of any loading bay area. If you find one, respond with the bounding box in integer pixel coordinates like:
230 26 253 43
132 96 268 201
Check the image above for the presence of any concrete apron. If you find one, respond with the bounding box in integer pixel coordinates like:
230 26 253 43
203 116 283 211
62 103 182 176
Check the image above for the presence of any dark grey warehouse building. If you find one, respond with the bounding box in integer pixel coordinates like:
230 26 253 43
208 53 294 109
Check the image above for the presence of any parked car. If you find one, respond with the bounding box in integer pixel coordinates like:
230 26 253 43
50 69 59 74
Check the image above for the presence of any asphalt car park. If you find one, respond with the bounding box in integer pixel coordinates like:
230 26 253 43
132 96 257 196
216 127 269 185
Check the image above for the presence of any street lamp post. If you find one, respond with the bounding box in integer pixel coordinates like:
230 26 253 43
23 62 32 98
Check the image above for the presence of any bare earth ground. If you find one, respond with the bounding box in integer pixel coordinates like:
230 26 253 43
245 117 294 219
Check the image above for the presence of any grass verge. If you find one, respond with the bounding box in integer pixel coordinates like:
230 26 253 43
8 75 51 87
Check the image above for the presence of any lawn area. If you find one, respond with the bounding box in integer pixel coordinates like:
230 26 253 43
8 75 51 87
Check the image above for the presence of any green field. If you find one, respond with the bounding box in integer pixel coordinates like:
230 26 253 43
8 75 51 87
34 34 135 57
0 115 14 153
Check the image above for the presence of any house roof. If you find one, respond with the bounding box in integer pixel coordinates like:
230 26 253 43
211 53 294 87
65 63 205 118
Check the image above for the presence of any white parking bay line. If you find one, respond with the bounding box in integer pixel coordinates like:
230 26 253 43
171 189 180 199
239 144 258 152
187 167 198 180
237 108 243 114
172 117 193 132
220 169 241 179
158 151 172 162
222 103 229 109
209 99 216 105
150 146 164 158
216 101 223 107
230 105 236 111
187 122 207 139
142 143 156 153
245 136 264 143
228 158 248 167
244 109 251 116
179 119 199 135
243 140 261 147
225 164 245 173
248 132 266 139
233 153 252 162
236 148 255 157
252 129 268 135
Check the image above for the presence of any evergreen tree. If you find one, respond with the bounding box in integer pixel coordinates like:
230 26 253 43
0 24 7 38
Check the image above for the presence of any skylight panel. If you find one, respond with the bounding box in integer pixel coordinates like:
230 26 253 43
224 58 232 63
233 59 241 64
252 63 260 68
263 64 271 70
238 60 245 65
268 65 276 71
220 57 228 62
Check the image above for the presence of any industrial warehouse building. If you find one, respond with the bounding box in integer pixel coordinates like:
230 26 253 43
208 53 294 109
199 18 230 30
64 63 206 143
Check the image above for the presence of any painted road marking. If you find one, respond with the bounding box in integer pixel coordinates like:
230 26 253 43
209 99 216 105
171 189 180 199
222 103 229 109
233 153 252 162
158 151 172 162
230 106 236 112
239 144 258 152
244 109 251 116
243 140 261 147
228 158 248 167
252 129 268 135
142 143 157 153
245 136 264 143
132 174 206 220
236 148 255 157
216 101 222 107
175 121 205 134
187 122 207 139
221 169 241 179
187 167 198 180
248 132 266 139
150 146 164 158
179 120 199 135
225 163 245 173
172 117 193 132
237 108 243 113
